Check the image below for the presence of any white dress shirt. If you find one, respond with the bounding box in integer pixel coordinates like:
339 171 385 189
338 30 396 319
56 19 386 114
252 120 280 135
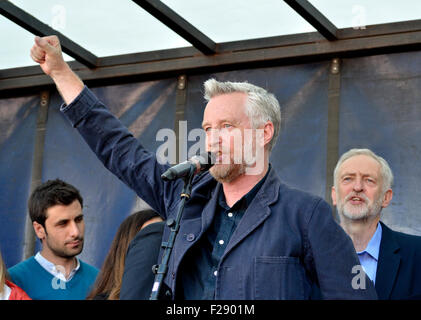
34 252 80 282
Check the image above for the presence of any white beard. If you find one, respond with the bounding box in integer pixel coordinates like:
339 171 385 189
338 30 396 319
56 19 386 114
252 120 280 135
338 192 383 221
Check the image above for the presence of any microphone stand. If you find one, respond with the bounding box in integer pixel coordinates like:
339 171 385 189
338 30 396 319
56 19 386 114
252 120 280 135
149 166 195 300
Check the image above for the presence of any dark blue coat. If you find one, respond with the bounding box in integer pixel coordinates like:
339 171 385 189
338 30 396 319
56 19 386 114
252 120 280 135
120 221 165 300
376 222 421 299
62 86 377 300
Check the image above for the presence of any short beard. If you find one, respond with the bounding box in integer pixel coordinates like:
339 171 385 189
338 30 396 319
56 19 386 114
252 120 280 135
44 236 84 259
210 163 246 183
337 192 383 221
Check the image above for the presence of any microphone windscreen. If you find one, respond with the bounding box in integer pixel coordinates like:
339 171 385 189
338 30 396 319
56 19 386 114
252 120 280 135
195 152 216 171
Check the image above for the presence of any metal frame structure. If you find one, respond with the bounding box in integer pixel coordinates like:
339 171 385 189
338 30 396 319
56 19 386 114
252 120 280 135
1 0 421 96
0 1 98 68
133 0 216 55
284 0 338 40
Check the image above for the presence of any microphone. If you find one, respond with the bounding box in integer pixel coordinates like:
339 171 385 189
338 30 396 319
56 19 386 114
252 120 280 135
161 152 216 181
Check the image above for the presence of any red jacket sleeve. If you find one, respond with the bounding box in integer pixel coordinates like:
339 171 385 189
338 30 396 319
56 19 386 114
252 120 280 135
6 280 31 300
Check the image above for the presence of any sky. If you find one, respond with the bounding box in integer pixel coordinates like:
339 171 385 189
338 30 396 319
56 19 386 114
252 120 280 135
1 0 421 70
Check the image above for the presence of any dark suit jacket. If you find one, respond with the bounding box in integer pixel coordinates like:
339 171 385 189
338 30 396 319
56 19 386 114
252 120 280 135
376 222 421 299
120 221 165 300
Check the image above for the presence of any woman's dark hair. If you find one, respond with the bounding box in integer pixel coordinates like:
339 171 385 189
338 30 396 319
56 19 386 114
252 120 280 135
86 209 161 300
28 179 83 228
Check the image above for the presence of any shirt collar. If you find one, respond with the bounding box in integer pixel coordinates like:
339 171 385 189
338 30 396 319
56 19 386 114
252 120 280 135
357 222 382 261
35 252 80 282
218 164 271 210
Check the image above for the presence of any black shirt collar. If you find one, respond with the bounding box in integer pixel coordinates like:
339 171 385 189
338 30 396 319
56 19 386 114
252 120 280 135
218 164 271 211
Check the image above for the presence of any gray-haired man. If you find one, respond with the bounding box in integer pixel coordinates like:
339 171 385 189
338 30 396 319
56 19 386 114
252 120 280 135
332 148 421 299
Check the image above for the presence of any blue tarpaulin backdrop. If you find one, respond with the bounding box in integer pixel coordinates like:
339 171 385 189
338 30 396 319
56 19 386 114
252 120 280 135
1 50 421 269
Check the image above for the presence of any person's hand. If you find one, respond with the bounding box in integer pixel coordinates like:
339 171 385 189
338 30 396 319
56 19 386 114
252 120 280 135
30 35 67 78
30 35 84 105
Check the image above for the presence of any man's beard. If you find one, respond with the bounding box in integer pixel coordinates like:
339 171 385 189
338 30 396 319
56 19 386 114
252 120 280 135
337 191 383 221
207 128 266 183
45 236 84 259
210 162 246 183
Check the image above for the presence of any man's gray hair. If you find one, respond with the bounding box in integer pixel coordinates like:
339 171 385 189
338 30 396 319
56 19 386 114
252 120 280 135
333 148 394 194
203 78 281 152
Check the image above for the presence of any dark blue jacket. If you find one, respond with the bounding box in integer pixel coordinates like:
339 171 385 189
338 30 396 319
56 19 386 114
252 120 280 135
376 222 421 299
120 221 165 300
61 86 377 300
